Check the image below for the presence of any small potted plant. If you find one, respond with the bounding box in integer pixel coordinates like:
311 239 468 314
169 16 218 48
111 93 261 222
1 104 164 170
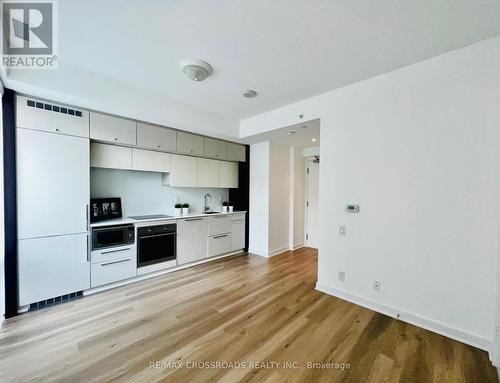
228 202 234 213
174 203 182 216
182 203 189 215
222 201 228 213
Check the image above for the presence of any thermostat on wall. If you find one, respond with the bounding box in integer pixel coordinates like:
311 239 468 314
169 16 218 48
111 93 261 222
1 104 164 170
345 204 360 213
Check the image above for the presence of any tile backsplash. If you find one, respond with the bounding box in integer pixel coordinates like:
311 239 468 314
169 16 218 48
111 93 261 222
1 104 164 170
90 168 229 216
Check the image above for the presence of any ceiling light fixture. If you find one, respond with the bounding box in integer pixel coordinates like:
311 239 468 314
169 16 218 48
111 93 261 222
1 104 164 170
180 59 213 82
287 131 295 135
243 90 257 98
312 138 317 142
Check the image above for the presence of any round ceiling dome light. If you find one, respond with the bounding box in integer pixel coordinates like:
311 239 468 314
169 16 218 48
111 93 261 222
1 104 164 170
243 90 257 98
180 59 213 82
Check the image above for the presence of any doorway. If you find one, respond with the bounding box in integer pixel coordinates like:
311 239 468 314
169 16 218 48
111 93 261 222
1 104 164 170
305 158 319 249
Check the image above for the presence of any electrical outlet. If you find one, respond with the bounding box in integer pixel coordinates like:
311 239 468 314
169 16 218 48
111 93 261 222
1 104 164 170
373 281 381 292
339 225 346 236
338 271 345 281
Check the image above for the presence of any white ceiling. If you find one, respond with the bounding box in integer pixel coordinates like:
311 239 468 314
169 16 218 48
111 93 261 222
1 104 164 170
242 119 320 148
6 0 500 125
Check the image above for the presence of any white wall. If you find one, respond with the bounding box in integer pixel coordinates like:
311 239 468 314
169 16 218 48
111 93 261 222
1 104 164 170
268 143 290 256
249 142 305 256
240 36 500 351
249 142 270 256
90 168 229 216
302 146 320 157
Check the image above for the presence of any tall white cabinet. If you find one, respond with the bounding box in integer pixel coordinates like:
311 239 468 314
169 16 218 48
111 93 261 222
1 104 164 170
16 96 91 307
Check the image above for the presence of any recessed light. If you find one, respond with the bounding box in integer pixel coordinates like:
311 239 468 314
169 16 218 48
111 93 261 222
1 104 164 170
243 90 257 98
287 131 295 135
312 138 317 142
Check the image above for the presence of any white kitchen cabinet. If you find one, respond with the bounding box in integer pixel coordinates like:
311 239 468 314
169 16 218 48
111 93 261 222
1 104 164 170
208 234 231 257
17 128 90 239
177 217 209 264
91 142 132 170
18 234 90 306
197 158 220 188
168 154 198 187
176 131 204 155
227 143 246 162
204 138 227 160
231 215 246 251
137 122 176 152
208 215 232 236
220 161 239 188
16 96 89 138
91 257 136 288
132 148 171 173
91 244 136 264
90 112 137 145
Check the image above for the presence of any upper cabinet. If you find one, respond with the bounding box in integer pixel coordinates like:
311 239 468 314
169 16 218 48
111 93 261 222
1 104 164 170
137 122 176 152
176 132 204 156
90 112 137 145
168 154 198 187
90 143 132 170
220 161 238 188
16 96 89 138
197 158 220 188
204 138 227 160
132 149 171 173
227 143 246 162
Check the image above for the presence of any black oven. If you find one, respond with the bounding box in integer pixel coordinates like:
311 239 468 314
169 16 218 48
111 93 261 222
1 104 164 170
92 224 135 250
137 223 176 267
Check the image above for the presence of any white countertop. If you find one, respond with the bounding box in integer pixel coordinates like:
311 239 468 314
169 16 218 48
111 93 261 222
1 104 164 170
90 211 247 228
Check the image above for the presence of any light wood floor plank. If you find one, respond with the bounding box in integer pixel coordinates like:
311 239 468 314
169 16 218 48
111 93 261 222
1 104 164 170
0 249 496 383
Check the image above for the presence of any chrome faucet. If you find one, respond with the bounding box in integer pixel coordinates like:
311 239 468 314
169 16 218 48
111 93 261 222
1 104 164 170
204 193 212 211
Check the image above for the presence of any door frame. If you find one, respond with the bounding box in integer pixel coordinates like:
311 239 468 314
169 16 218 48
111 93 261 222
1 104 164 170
304 157 319 248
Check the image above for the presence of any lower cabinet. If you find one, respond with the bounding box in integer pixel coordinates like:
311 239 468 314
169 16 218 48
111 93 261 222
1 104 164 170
91 258 137 287
231 218 246 251
18 234 91 306
208 233 231 257
177 217 209 264
90 245 137 288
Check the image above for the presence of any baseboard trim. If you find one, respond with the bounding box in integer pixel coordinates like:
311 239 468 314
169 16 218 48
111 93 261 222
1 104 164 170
268 246 290 257
292 244 305 251
315 282 491 352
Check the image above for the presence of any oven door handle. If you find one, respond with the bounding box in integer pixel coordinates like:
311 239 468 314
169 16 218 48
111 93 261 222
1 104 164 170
139 232 176 239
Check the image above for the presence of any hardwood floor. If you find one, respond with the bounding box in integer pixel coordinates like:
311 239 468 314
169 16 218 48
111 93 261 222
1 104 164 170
0 248 496 382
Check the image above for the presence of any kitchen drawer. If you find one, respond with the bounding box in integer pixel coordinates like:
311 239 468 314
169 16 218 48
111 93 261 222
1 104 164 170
208 215 231 236
91 257 136 287
91 245 136 264
208 233 231 257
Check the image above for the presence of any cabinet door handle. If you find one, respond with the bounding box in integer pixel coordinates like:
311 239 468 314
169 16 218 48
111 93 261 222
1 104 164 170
100 259 131 267
86 235 90 262
86 204 89 231
101 248 130 255
214 234 229 239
